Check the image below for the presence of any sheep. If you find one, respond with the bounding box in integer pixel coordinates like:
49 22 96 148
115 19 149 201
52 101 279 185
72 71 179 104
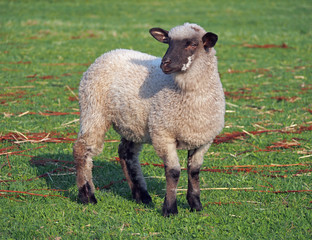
73 23 225 216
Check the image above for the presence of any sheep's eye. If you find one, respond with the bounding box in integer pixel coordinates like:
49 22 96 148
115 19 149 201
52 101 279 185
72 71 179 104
185 41 198 48
185 41 191 46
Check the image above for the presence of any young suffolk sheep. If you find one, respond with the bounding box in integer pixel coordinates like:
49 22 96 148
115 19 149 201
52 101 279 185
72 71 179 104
73 23 225 216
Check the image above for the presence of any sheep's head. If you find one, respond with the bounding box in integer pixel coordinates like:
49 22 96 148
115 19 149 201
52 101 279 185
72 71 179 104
150 23 218 74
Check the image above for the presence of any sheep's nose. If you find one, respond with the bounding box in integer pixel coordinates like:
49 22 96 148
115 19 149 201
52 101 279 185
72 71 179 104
161 58 171 66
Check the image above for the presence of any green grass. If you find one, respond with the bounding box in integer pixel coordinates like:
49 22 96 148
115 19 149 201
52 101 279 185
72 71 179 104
1 0 311 239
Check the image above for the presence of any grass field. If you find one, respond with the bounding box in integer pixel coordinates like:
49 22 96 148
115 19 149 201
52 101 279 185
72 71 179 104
1 0 311 239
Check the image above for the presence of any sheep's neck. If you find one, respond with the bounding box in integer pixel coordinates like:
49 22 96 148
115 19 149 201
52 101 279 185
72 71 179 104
173 50 219 94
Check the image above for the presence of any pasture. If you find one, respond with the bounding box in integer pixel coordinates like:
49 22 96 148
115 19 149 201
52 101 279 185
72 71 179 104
0 0 311 239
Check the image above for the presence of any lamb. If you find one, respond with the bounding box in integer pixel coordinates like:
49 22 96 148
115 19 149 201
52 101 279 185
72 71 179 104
73 23 225 216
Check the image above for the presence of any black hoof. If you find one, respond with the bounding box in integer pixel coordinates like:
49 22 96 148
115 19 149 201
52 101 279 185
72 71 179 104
162 198 178 217
78 182 97 204
132 187 152 205
187 193 202 212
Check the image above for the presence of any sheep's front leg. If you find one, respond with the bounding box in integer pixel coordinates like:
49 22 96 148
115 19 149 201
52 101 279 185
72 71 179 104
187 144 210 212
163 165 180 216
118 138 152 204
155 142 181 216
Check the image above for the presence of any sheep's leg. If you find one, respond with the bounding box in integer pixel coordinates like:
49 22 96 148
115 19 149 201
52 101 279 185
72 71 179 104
118 138 152 204
163 165 180 216
73 131 106 204
155 142 181 216
187 144 210 212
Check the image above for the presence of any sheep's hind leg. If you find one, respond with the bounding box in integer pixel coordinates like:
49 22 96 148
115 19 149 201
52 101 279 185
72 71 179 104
187 144 210 212
118 138 152 204
74 131 106 204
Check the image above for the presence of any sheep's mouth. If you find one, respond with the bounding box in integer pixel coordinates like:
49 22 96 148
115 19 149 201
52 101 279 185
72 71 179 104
162 69 175 74
161 66 180 74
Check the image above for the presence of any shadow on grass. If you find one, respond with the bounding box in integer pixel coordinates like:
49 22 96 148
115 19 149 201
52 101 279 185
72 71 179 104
29 153 166 209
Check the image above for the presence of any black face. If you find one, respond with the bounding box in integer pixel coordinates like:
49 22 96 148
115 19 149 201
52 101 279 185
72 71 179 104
160 38 199 74
149 27 218 75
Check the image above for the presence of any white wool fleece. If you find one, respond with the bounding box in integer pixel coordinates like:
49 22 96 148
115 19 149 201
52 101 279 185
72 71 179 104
168 23 206 40
78 47 225 152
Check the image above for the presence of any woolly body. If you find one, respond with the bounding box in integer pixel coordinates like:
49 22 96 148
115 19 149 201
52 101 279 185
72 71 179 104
79 48 224 150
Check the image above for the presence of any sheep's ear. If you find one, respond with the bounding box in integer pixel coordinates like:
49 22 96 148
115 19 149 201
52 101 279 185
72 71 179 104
149 28 169 44
202 32 218 51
